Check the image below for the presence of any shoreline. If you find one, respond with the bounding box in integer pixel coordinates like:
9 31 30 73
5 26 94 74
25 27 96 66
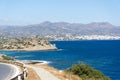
0 57 111 80
0 48 58 52
0 37 58 52
51 39 120 41
21 60 51 64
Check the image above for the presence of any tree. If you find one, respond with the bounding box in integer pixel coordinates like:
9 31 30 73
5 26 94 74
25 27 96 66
67 63 111 80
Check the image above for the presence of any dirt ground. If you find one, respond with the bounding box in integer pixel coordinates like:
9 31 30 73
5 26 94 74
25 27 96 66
25 67 41 80
28 63 82 80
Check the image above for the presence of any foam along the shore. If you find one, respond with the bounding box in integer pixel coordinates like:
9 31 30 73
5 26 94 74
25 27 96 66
21 60 51 64
0 63 20 80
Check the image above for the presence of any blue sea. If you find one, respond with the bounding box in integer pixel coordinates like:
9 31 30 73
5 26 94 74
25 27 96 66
0 40 120 80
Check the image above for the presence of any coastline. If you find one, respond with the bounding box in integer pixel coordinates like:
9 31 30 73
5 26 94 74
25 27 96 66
0 37 58 52
21 60 51 64
0 40 114 80
1 46 58 51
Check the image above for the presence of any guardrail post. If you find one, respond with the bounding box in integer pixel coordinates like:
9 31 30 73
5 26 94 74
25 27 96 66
23 71 27 78
18 75 21 80
0 60 28 80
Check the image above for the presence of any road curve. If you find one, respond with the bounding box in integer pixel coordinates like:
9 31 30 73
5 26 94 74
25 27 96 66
0 63 20 80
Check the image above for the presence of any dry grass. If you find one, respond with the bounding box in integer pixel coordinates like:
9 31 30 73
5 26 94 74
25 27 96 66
25 67 40 80
33 64 82 80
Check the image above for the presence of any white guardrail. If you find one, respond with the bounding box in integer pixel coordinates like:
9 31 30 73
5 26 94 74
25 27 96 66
0 60 28 80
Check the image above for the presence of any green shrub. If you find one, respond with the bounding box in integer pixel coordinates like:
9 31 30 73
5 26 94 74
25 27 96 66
2 55 14 60
67 63 111 80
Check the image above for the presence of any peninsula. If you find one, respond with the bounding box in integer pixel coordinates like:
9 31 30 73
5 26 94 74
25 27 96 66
0 37 57 51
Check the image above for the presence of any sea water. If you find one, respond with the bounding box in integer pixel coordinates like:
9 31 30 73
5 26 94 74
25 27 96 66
0 40 120 80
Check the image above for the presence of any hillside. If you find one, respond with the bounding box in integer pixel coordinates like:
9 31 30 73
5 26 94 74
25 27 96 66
0 37 57 51
0 21 120 38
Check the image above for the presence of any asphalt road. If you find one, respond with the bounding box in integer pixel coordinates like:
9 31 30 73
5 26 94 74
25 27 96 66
0 63 20 80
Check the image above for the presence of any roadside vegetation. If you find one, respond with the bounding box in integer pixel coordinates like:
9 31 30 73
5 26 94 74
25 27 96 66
2 55 14 60
67 63 111 80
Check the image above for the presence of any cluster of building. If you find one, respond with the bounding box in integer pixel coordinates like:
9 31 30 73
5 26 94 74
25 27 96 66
45 35 120 40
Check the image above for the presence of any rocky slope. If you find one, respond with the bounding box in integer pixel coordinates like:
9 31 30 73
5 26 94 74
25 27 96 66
0 37 57 51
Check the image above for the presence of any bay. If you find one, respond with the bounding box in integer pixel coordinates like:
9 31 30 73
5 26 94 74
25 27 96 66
0 40 120 80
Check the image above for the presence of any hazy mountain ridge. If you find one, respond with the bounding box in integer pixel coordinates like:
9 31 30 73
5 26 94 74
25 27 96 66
0 21 120 38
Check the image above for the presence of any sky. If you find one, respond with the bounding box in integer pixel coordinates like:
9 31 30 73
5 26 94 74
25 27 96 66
0 0 120 26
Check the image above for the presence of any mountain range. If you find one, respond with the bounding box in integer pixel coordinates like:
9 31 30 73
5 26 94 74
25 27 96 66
0 21 120 38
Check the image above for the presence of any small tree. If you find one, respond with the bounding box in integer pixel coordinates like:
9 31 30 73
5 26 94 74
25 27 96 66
67 63 111 80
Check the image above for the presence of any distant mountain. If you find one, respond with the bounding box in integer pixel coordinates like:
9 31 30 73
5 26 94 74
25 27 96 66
0 21 120 38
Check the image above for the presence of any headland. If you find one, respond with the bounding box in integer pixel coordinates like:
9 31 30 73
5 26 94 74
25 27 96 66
0 37 57 51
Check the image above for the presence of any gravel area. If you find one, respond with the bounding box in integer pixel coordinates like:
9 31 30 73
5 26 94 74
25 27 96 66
27 65 60 80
